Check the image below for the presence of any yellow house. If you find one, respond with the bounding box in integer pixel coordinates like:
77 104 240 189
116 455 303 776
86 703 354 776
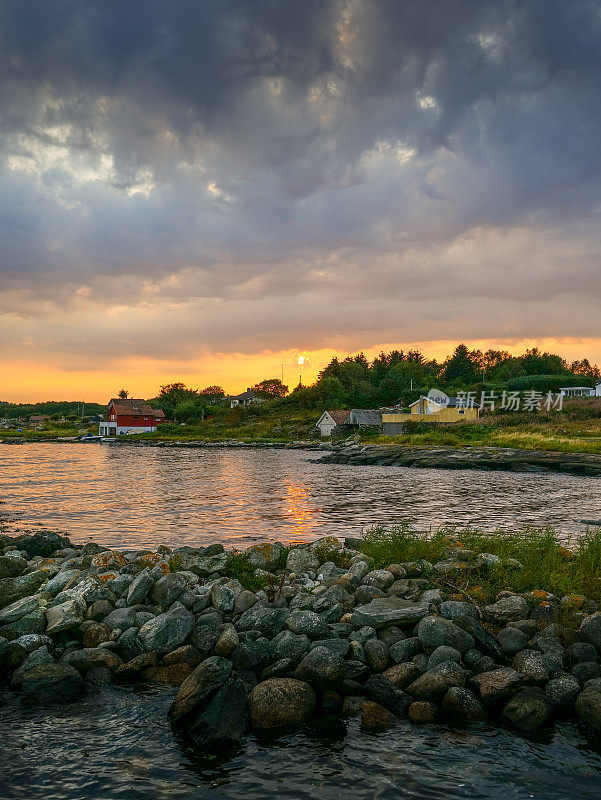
382 395 480 434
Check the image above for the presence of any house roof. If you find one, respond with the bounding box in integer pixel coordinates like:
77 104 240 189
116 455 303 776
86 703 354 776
108 399 165 417
348 409 382 425
230 388 257 401
29 414 49 421
324 410 350 425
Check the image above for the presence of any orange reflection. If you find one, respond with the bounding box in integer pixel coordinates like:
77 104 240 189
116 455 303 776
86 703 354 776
284 482 313 545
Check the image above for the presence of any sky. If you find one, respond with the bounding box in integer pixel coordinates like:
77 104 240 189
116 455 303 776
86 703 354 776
1 0 601 402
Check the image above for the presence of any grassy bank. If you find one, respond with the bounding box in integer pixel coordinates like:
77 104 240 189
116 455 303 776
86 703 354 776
357 524 601 607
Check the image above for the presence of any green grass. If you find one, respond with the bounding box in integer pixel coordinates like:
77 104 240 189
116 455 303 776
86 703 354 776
359 524 601 607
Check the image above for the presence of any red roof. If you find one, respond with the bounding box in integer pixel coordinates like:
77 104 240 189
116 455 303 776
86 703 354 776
326 410 350 425
108 399 165 418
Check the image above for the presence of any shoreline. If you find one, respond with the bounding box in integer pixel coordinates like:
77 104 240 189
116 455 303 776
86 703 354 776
3 437 601 477
2 527 601 746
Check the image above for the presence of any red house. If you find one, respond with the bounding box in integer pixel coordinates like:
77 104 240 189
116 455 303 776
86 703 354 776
98 399 166 436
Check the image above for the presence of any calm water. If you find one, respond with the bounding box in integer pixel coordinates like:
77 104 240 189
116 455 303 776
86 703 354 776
1 685 601 800
0 443 600 547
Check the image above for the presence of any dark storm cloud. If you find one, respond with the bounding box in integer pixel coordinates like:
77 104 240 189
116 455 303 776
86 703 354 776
1 0 601 359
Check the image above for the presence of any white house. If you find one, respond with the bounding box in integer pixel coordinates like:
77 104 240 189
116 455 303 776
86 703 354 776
316 410 349 437
229 388 265 408
559 385 598 398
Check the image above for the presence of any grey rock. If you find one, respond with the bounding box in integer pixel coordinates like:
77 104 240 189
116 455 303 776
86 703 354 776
272 630 311 661
115 627 144 662
351 598 429 629
484 595 528 624
10 646 54 687
364 639 389 672
186 673 249 748
571 661 601 686
215 624 239 657
139 605 195 654
237 604 288 638
545 675 580 712
63 647 123 671
234 590 257 614
211 578 243 613
104 607 136 630
150 574 186 607
428 646 462 669
231 638 274 671
13 633 52 653
0 596 40 625
0 570 48 609
362 570 394 590
168 655 232 722
439 601 479 621
0 555 27 579
580 612 601 651
567 641 598 664
286 548 319 574
45 599 84 635
575 687 601 731
364 674 411 716
126 568 154 605
416 616 475 654
471 667 522 705
44 570 82 597
390 637 422 664
311 639 349 658
407 662 466 701
498 626 528 656
513 650 549 685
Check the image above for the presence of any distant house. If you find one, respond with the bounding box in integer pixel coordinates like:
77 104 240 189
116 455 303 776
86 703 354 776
89 414 103 423
229 388 265 408
382 395 480 434
98 399 166 436
29 414 50 427
316 410 350 437
559 385 599 398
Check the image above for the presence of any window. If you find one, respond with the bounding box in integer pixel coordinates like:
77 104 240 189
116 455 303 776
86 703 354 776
458 409 465 415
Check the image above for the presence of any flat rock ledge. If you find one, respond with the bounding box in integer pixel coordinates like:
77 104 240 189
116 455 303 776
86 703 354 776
318 444 601 477
2 529 601 750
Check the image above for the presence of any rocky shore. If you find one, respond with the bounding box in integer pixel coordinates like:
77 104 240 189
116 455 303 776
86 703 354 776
319 443 601 477
2 530 601 748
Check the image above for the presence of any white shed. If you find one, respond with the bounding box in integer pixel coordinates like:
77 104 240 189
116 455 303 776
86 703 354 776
316 410 349 437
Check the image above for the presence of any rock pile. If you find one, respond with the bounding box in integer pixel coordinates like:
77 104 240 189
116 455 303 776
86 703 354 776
2 529 601 748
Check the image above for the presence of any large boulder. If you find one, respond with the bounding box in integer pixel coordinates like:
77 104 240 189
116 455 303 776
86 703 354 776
20 664 84 706
351 598 429 629
248 678 316 729
502 688 554 731
211 579 243 613
0 555 27 579
364 674 411 716
406 662 465 701
0 596 40 625
471 667 522 705
150 574 186 607
138 605 194 654
236 604 288 638
169 655 233 722
186 673 249 748
286 610 328 639
18 531 70 559
441 687 486 721
575 686 601 731
63 648 123 672
244 542 285 570
484 596 528 624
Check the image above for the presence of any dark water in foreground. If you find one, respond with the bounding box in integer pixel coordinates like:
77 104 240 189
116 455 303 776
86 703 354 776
1 443 601 547
1 685 601 800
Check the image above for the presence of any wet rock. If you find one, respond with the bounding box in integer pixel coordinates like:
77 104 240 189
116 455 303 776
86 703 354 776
142 663 192 685
163 644 202 668
442 687 486 721
186 673 249 748
126 568 154 606
19 531 69 559
471 668 522 705
416 616 474 654
361 701 397 729
364 674 411 716
351 598 429 629
484 596 528 624
83 622 112 648
138 605 195 655
502 688 554 731
455 617 504 662
64 647 123 672
343 695 367 715
114 651 159 681
286 548 319 574
85 667 112 686
20 664 84 706
261 658 294 679
407 662 465 701
575 686 601 731
168 655 233 722
545 675 580 712
248 678 316 729
311 639 350 658
10 646 54 687
408 701 437 723
295 646 346 689
115 627 144 662
286 610 328 639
